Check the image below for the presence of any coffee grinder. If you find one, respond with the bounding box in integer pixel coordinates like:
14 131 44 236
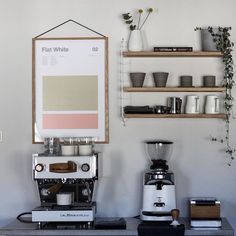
140 140 176 221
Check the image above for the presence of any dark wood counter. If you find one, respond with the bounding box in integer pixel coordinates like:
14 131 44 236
0 217 233 236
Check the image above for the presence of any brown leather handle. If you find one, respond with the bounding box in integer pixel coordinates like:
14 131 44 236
47 183 63 195
49 161 77 173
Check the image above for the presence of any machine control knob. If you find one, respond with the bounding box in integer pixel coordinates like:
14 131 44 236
81 163 90 172
35 163 44 172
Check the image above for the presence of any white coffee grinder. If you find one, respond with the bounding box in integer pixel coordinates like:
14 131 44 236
140 140 176 221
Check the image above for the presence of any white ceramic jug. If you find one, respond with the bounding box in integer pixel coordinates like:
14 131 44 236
128 30 143 51
205 95 220 114
185 95 200 114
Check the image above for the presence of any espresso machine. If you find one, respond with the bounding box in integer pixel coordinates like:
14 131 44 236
32 153 99 228
140 140 176 221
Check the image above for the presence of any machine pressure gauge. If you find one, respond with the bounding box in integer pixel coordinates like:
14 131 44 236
81 163 90 172
35 163 44 172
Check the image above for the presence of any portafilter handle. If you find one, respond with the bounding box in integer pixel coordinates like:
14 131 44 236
47 182 63 195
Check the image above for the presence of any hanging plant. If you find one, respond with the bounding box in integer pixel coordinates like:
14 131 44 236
195 26 235 165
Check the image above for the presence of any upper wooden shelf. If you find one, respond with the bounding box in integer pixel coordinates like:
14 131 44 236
123 86 226 92
122 51 223 57
124 113 226 119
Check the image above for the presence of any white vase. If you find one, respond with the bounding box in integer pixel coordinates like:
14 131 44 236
128 30 143 51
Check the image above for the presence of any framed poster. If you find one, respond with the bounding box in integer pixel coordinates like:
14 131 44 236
32 37 109 143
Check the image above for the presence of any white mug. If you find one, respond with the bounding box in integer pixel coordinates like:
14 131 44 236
205 95 220 114
61 145 75 156
185 95 200 114
79 144 93 156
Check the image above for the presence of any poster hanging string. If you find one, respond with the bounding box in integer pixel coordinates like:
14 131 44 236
34 19 106 38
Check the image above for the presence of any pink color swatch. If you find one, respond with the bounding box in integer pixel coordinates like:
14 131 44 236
43 114 98 129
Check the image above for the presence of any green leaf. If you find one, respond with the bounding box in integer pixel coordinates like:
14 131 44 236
122 13 132 20
130 25 136 30
126 20 133 24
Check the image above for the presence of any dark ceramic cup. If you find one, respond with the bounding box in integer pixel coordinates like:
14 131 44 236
180 75 193 87
130 72 146 87
203 75 216 87
153 72 169 87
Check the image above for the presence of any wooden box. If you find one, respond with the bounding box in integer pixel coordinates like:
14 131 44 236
189 198 220 219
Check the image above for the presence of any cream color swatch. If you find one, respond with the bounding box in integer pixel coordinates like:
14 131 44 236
43 75 98 111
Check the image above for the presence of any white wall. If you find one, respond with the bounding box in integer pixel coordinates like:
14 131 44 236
0 0 236 229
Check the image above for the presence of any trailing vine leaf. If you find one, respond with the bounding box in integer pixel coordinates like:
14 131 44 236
196 26 235 165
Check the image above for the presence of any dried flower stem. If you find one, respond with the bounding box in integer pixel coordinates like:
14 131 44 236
139 9 152 30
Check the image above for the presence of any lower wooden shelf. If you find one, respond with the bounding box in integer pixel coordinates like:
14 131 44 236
123 113 226 119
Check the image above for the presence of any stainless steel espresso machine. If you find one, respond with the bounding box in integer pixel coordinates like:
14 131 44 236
140 140 176 221
32 153 99 228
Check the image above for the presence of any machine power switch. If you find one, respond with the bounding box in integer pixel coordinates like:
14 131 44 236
35 164 44 172
81 163 90 172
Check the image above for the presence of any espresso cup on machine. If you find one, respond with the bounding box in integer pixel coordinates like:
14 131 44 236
56 192 73 205
61 145 75 156
79 144 93 156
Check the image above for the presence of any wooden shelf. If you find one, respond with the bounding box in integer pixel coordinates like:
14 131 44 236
123 86 226 92
123 113 226 119
123 51 223 57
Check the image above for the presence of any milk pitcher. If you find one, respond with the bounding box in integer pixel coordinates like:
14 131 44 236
205 95 220 114
185 95 200 114
167 97 182 114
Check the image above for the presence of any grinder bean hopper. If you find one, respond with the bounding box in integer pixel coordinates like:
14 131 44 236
140 140 176 221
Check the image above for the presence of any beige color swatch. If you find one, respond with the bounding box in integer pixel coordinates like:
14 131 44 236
43 75 98 111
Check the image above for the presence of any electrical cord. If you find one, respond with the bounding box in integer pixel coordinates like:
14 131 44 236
16 212 33 223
